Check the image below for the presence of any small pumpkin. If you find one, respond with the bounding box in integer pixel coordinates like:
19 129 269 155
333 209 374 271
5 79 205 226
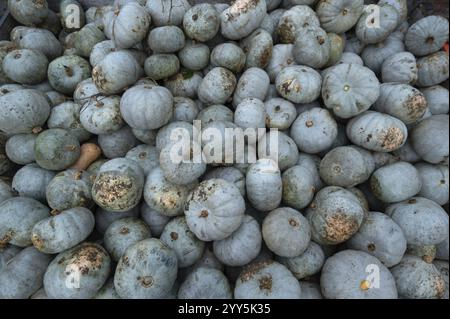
44 243 110 299
178 267 232 299
374 83 427 125
48 101 91 142
355 4 400 44
316 0 364 34
7 0 49 27
183 3 220 42
421 85 449 115
92 158 144 212
46 169 94 211
233 67 270 107
220 0 267 40
415 163 449 206
71 23 105 58
140 202 170 237
114 238 178 299
79 95 124 135
31 207 95 254
198 67 236 105
145 0 191 27
416 52 449 88
48 55 91 95
164 71 203 99
11 164 55 202
13 27 62 60
275 65 322 103
5 134 37 165
34 129 80 171
240 28 273 69
103 2 151 49
277 5 320 44
322 63 380 119
405 15 449 57
381 52 418 84
0 197 50 248
178 41 210 71
160 216 205 268
293 26 330 68
148 26 185 53
103 217 151 262
210 42 246 74
98 126 139 159
346 111 408 152
282 165 315 210
361 32 405 74
184 179 245 241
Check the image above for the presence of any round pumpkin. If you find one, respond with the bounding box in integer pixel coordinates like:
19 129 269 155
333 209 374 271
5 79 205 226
405 15 449 57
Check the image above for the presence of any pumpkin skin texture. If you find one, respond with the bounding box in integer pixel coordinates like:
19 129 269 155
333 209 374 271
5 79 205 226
338 52 364 65
233 67 270 107
143 166 195 217
178 41 210 71
144 54 180 81
0 89 51 135
159 142 206 186
114 238 178 299
234 260 302 299
160 216 205 268
178 267 232 299
355 4 400 45
103 2 151 49
0 197 50 247
347 211 407 267
92 158 144 212
436 236 449 261
422 85 449 115
293 27 330 69
391 255 446 299
381 52 418 85
34 129 80 171
320 250 398 299
95 206 140 235
145 0 191 27
405 16 449 57
148 26 185 54
410 115 449 165
184 179 246 242
433 261 449 299
322 63 379 119
7 0 49 27
44 243 110 299
246 159 283 212
48 101 91 142
386 197 449 246
277 241 325 279
80 95 123 135
265 97 297 130
2 49 48 85
415 163 449 206
98 126 138 159
220 0 267 41
265 44 294 83
204 167 246 197
370 162 421 203
92 51 143 95
346 111 408 153
71 23 105 58
275 65 321 104
47 55 91 95
306 186 365 245
234 98 266 130
325 32 345 67
416 52 450 88
373 83 427 125
164 71 203 99
183 3 220 42
0 247 52 299
0 181 14 205
173 97 199 122
240 28 273 69
103 217 152 262
74 77 99 104
277 5 320 44
0 41 17 84
282 165 315 210
260 131 299 172
31 207 95 254
12 164 55 202
290 108 338 154
125 144 159 176
319 146 375 187
211 42 246 74
46 169 93 211
316 0 364 34
213 215 262 267
361 32 405 75
139 204 169 239
198 67 237 105
262 207 311 257
120 85 173 131
5 133 37 165
132 128 157 145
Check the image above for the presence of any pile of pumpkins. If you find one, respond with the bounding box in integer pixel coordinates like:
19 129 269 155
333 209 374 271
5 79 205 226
0 0 449 299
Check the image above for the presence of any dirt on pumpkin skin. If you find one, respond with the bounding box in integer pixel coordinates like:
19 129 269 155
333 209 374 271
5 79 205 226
239 260 274 282
324 213 359 243
57 244 106 275
405 93 427 120
93 173 134 210
379 127 405 151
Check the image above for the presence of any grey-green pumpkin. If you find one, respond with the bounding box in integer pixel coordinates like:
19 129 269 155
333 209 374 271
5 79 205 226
0 247 52 299
316 0 364 34
92 158 144 212
355 4 400 44
306 186 365 245
178 267 232 299
44 242 111 299
160 216 205 268
0 197 50 247
0 89 50 135
31 207 95 254
12 164 55 202
46 169 94 211
381 52 418 85
47 101 91 142
34 129 81 171
405 15 449 57
114 238 178 299
2 49 48 85
103 217 152 262
48 55 91 95
7 0 49 27
98 126 139 159
415 163 449 206
275 65 322 104
5 133 37 165
80 95 124 135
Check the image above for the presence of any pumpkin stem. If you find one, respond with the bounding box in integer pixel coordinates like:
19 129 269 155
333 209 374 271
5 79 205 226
50 209 61 216
32 127 43 134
